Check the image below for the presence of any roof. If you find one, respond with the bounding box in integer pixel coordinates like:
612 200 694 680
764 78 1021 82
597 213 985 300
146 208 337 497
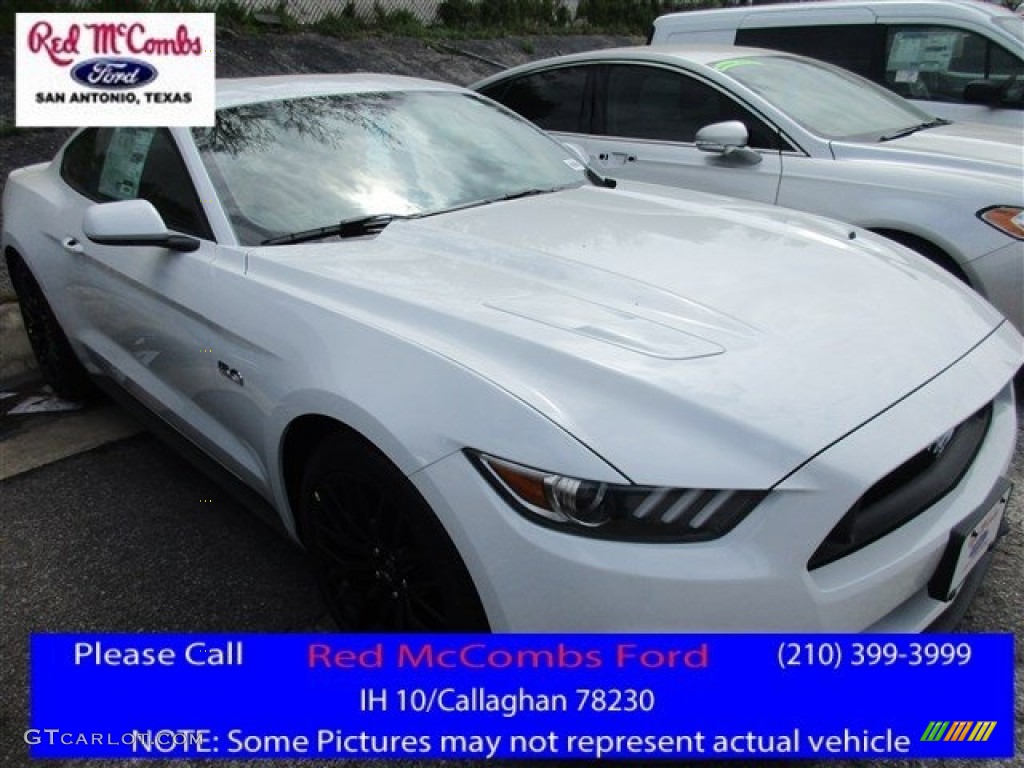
657 0 1015 20
215 73 464 109
472 45 779 88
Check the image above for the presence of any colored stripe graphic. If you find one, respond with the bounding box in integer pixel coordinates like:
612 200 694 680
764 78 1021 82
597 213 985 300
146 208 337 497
968 722 997 742
922 721 996 742
945 721 972 741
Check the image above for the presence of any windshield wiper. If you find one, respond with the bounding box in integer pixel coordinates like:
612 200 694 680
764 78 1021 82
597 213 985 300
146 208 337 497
500 188 555 202
261 213 410 245
586 167 617 189
879 118 951 142
491 186 570 204
491 176 615 206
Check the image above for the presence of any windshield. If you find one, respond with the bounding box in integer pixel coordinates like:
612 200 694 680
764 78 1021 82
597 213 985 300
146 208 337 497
194 90 586 245
712 55 936 141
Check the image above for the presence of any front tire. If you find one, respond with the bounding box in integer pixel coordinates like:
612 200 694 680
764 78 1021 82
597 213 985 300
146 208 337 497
300 433 489 632
6 252 93 400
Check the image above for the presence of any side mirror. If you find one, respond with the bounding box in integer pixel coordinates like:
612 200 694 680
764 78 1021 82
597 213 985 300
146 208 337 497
962 79 1019 107
695 121 762 166
695 120 749 152
83 200 200 252
963 80 1003 107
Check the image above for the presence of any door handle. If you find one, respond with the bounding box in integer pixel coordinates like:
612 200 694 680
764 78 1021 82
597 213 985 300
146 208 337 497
62 237 84 254
597 152 636 166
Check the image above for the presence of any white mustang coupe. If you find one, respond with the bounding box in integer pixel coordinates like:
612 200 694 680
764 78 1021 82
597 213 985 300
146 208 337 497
2 75 1020 632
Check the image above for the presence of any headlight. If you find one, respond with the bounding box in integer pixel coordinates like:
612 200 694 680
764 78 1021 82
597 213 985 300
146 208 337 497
469 451 766 542
977 206 1024 240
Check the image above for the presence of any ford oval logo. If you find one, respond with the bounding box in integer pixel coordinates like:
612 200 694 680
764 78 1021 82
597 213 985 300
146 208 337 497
70 58 158 90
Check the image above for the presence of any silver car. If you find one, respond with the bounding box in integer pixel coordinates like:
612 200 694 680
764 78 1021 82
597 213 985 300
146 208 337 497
474 46 1024 331
4 75 1020 632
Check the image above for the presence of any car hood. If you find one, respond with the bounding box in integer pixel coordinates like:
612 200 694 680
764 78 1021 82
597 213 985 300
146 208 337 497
250 185 1009 488
833 122 1024 180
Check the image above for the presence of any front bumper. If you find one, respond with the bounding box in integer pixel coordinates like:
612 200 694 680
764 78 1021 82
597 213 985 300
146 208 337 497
411 324 1020 632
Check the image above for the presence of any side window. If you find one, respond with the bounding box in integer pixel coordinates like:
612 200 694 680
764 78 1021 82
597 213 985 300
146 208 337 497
884 25 1022 104
990 44 1021 82
134 129 211 238
481 67 590 132
59 127 212 240
737 25 880 80
60 128 109 199
990 45 1024 107
603 65 779 149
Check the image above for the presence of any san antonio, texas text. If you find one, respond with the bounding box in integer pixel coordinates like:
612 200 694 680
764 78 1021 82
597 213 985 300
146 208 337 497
35 91 191 104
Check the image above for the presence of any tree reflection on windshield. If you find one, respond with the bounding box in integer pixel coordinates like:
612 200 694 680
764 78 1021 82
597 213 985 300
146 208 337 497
194 90 584 245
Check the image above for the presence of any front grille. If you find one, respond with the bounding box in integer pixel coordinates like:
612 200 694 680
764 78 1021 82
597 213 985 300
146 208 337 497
808 403 993 570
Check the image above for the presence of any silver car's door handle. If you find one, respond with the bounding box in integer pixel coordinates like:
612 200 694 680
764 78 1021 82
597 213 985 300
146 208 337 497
62 237 84 254
597 152 637 166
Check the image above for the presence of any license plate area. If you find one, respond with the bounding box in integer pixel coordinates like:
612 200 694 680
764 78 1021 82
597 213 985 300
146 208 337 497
928 479 1011 603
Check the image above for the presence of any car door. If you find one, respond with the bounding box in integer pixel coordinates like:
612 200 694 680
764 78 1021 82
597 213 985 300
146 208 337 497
58 126 276 496
581 63 786 204
56 127 220 434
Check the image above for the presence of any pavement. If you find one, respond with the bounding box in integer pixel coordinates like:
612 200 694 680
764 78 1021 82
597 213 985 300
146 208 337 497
0 303 146 480
0 389 141 480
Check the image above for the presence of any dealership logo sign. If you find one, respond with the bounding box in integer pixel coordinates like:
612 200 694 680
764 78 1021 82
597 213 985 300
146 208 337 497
16 14 215 127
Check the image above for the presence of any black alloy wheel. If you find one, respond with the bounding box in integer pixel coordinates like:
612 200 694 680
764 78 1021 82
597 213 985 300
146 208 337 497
300 433 489 632
6 252 93 400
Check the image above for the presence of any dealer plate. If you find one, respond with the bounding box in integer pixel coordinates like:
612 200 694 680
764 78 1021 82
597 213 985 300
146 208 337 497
928 479 1011 603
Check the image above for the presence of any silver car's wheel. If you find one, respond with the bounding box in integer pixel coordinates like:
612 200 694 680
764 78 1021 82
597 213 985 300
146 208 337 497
6 252 93 400
300 433 489 632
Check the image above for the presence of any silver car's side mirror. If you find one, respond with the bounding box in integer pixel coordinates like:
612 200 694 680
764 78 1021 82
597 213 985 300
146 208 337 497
83 199 200 252
695 121 762 166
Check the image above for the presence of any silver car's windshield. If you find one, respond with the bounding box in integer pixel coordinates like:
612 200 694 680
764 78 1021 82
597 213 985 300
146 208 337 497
713 55 936 141
193 90 587 245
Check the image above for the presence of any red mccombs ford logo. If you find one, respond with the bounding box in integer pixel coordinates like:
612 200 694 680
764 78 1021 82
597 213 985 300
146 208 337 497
16 13 215 128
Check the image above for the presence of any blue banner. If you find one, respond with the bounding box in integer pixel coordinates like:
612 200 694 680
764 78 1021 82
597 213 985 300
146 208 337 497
28 634 1013 759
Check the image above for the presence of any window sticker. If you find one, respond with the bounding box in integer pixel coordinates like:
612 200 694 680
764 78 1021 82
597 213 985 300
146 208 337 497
98 127 155 199
889 33 926 70
893 70 920 84
919 34 958 72
889 30 957 72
